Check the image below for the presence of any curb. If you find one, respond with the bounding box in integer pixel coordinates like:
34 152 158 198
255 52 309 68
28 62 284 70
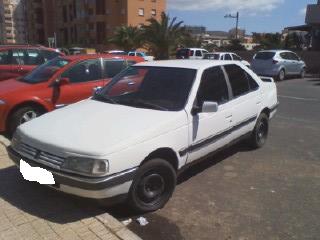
96 213 142 240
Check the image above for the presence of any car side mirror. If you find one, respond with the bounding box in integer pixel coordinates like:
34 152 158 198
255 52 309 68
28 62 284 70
192 101 218 115
59 77 70 86
202 101 218 113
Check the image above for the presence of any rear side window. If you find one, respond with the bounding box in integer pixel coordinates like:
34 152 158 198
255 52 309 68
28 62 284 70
280 52 289 60
0 50 10 64
128 53 135 56
204 54 220 60
176 49 189 58
254 52 275 60
103 60 126 78
197 66 229 105
224 65 250 97
11 49 25 65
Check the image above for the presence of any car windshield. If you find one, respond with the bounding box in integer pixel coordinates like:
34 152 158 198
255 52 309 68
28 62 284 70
204 54 220 60
254 52 276 60
21 57 70 83
93 66 197 111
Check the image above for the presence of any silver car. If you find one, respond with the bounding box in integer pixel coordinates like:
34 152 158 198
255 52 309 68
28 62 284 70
251 50 306 81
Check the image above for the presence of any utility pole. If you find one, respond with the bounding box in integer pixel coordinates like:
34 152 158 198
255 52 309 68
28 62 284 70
224 12 240 39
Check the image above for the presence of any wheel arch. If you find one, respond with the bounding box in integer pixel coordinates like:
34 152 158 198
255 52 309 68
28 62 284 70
6 101 49 129
141 148 180 172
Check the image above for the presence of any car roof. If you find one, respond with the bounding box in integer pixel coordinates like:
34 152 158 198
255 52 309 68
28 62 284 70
257 50 291 53
0 45 58 51
135 60 239 70
61 54 144 62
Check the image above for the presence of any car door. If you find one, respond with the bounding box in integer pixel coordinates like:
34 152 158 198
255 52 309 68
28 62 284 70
187 66 233 163
0 49 13 80
54 58 104 107
279 52 294 74
223 64 261 140
288 52 302 74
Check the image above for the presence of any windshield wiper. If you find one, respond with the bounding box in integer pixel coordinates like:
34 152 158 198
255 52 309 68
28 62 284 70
93 92 117 104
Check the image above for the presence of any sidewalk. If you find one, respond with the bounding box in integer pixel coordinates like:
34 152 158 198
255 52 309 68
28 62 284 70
0 135 141 240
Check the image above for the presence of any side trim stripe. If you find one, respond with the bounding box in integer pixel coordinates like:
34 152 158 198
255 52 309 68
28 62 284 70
270 102 279 113
179 115 257 157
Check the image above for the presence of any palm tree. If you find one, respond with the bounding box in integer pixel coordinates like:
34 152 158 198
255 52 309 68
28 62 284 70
142 12 186 60
108 26 143 52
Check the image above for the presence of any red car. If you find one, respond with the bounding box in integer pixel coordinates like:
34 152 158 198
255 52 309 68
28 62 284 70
0 45 64 81
0 54 144 134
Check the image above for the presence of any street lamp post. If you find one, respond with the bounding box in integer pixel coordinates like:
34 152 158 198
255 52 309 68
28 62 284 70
224 12 239 39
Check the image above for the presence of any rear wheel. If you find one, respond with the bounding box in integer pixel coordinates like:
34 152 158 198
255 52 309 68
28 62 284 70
128 158 176 212
8 106 44 136
249 113 269 149
277 69 285 81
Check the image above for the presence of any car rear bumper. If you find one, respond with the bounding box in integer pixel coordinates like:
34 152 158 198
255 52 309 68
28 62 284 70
8 146 137 201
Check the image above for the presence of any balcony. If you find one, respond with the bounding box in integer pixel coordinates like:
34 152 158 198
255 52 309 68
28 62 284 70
306 4 320 24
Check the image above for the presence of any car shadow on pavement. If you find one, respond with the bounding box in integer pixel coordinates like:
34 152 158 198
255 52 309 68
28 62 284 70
308 78 320 86
0 166 105 224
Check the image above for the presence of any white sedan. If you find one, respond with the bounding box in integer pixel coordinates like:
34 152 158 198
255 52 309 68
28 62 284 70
204 52 251 68
8 60 278 212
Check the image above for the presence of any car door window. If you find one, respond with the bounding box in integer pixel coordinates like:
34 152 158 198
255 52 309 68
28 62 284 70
224 54 232 60
62 59 102 83
25 49 44 65
137 53 144 57
280 52 290 60
41 50 60 62
11 49 25 65
224 64 250 98
103 60 126 78
0 50 10 64
190 50 194 56
197 66 229 105
288 52 299 61
195 50 202 57
128 53 135 56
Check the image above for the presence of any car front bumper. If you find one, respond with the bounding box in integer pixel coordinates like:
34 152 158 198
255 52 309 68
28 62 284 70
8 147 137 201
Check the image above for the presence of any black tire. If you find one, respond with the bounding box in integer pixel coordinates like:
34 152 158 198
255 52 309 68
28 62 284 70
128 158 176 212
300 68 306 79
8 106 43 136
249 113 269 149
277 69 285 81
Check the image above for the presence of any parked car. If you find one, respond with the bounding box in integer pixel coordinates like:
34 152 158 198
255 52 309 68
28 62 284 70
128 51 154 61
0 45 63 81
106 50 127 55
176 48 209 59
8 60 278 212
0 54 144 135
251 50 306 81
203 52 251 68
69 47 96 55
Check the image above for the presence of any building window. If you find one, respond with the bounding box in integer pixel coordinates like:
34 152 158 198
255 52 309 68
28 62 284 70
96 0 106 15
138 8 144 16
151 9 156 16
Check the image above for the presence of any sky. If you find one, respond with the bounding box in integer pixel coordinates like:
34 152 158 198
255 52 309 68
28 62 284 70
167 0 317 34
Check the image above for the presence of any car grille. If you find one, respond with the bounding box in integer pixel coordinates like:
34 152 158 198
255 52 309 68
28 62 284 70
12 138 65 170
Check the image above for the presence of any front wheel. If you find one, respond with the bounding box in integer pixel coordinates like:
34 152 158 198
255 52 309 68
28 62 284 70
8 106 44 136
128 159 176 212
249 113 269 149
300 68 306 79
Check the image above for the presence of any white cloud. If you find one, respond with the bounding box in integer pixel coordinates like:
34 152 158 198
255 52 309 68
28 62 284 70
168 0 284 13
299 7 306 16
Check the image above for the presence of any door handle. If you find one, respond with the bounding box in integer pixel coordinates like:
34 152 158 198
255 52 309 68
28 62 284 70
128 81 135 86
225 115 232 119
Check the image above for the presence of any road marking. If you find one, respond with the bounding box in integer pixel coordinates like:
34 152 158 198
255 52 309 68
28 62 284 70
278 95 320 102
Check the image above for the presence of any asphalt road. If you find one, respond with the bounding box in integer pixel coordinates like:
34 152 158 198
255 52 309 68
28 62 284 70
111 77 320 240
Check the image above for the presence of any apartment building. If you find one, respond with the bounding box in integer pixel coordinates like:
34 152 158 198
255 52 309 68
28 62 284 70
55 0 166 47
0 0 27 44
25 0 56 45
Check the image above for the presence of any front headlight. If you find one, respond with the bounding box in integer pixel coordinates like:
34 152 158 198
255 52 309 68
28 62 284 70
0 100 6 105
63 157 109 176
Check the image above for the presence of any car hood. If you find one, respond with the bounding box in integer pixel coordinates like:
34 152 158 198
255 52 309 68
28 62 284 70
0 78 39 96
17 99 187 157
